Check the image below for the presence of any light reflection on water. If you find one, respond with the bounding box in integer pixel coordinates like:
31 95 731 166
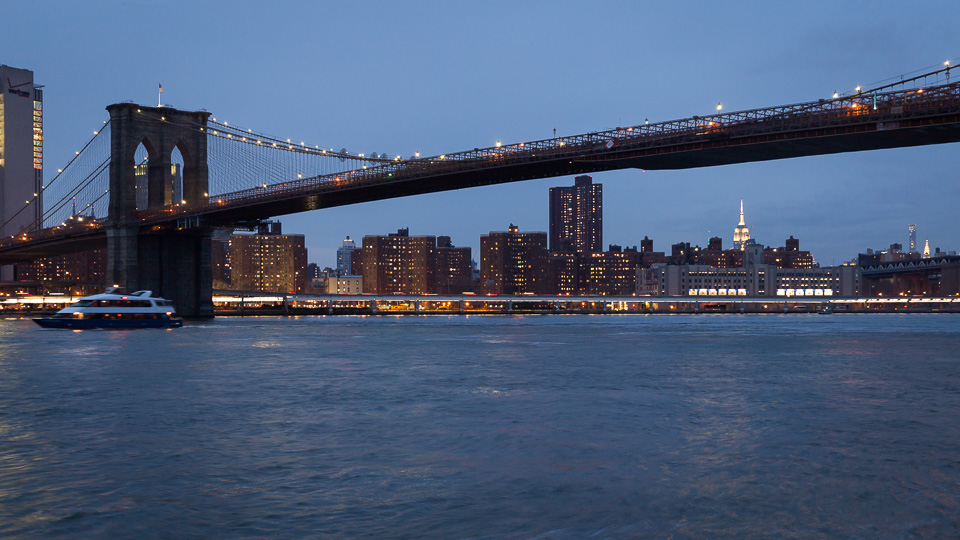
0 314 957 538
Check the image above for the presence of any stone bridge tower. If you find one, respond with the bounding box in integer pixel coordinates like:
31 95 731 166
105 103 213 317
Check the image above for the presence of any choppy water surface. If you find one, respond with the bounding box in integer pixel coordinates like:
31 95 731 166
1 314 958 538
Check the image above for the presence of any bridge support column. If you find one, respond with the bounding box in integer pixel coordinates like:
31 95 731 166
105 226 141 292
134 228 213 318
508 300 513 313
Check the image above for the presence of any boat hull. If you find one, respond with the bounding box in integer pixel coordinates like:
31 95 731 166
32 318 183 329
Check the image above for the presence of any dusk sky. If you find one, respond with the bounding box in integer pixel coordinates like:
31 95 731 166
4 1 958 267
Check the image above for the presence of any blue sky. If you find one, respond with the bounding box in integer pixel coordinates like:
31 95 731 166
5 1 958 266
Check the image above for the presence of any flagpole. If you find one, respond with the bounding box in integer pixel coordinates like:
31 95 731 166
158 83 162 107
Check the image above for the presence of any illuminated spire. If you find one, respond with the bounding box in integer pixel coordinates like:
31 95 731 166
923 239 931 258
733 200 751 250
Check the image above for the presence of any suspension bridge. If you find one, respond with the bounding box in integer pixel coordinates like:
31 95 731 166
2 65 960 316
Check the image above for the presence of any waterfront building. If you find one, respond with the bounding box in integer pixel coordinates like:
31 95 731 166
325 274 363 294
733 200 751 250
229 222 308 293
336 236 356 276
548 175 602 252
357 228 436 294
908 224 917 253
638 242 860 297
435 236 473 294
548 252 581 295
1 65 43 281
480 224 548 295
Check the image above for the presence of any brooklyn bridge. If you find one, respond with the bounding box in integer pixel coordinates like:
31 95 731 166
2 65 959 316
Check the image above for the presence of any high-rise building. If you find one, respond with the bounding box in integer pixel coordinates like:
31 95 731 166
548 175 602 252
1 65 43 281
923 239 931 258
733 200 751 250
480 224 548 295
435 236 473 294
357 228 436 294
211 229 232 289
336 236 356 276
908 224 917 254
229 223 308 293
581 248 643 295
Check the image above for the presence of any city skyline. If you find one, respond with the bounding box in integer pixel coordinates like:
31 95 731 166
2 2 957 269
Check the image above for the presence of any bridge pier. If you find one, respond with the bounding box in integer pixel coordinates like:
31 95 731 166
106 226 214 318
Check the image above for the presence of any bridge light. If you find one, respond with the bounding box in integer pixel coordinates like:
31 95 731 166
415 151 420 158
946 60 951 66
94 131 98 135
855 86 862 93
644 118 649 124
832 91 839 99
203 192 208 197
716 102 722 111
496 141 502 147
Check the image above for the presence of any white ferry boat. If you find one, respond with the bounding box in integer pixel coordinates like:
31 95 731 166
33 288 183 329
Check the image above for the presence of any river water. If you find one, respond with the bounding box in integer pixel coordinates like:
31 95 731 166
1 314 958 538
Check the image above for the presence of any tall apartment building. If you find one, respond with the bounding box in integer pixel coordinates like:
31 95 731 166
1 65 43 281
357 228 437 294
480 224 548 295
549 175 602 252
229 222 308 293
435 236 473 294
908 224 917 254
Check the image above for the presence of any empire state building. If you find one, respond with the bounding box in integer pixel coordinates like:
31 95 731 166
733 200 751 250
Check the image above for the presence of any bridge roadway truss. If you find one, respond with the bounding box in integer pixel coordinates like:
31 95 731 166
2 66 960 316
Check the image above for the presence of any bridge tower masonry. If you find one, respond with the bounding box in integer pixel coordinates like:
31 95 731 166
105 103 213 317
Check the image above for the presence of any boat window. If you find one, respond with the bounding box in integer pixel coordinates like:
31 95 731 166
95 300 153 308
73 300 93 307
